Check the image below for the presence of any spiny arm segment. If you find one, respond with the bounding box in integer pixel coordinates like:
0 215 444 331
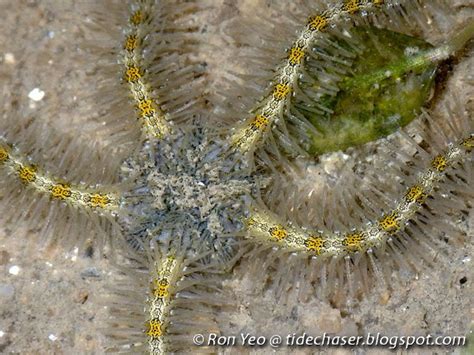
146 255 179 355
123 3 171 140
0 144 118 213
245 135 473 257
231 0 386 153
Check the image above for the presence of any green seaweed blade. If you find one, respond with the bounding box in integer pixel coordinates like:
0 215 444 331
304 27 438 155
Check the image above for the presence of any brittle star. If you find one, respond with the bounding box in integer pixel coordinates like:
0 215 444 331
0 0 473 353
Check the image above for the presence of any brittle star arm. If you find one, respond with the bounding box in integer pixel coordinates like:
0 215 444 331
122 3 172 140
0 143 119 214
245 137 473 257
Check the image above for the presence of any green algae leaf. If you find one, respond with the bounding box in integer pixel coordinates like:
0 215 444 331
302 27 438 155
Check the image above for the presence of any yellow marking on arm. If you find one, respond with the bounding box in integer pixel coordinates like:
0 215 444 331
342 232 365 252
50 183 72 200
146 320 163 338
138 98 156 117
379 212 400 235
124 34 138 51
18 165 37 184
343 0 363 14
87 193 113 209
288 46 305 65
308 15 329 31
273 83 291 100
251 114 269 130
405 184 427 204
0 146 9 163
125 65 141 83
461 136 474 150
431 155 448 172
154 279 170 298
305 235 326 254
246 217 256 226
130 10 143 26
232 115 270 150
269 225 288 241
